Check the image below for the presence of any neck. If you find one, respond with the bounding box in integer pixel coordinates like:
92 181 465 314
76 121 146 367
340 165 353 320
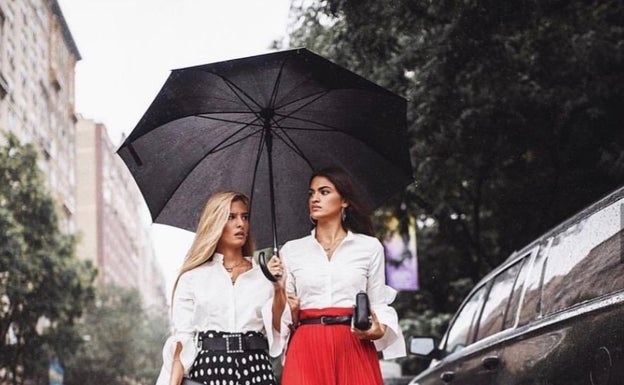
315 220 346 241
217 247 244 263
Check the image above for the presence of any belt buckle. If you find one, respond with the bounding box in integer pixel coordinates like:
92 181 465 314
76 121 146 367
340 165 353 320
320 316 330 325
224 333 244 353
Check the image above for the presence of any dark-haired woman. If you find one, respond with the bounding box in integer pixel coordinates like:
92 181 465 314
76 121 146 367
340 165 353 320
280 167 405 385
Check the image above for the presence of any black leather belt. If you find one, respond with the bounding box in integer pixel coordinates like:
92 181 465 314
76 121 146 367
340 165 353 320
298 315 352 326
199 332 268 353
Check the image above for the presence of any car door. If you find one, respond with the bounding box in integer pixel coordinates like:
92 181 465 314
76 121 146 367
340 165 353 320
494 198 624 385
411 258 527 385
409 284 490 385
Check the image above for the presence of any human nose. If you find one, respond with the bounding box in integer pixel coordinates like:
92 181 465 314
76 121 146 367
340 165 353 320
234 215 244 227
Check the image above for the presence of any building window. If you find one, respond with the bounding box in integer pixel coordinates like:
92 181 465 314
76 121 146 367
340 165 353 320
0 72 8 99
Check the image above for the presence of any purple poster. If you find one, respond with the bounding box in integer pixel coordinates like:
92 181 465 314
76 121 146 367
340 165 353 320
384 216 419 291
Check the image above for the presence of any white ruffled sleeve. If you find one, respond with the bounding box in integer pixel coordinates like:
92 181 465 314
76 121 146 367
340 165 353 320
273 242 295 356
368 240 407 360
260 289 290 357
155 273 198 385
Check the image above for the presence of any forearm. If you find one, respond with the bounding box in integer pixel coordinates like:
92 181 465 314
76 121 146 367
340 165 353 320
271 285 287 332
170 360 184 385
169 342 184 385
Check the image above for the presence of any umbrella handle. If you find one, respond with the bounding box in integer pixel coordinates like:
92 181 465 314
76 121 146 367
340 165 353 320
258 251 281 282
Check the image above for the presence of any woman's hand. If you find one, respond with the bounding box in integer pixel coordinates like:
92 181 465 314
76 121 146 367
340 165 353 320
286 292 301 326
267 255 285 287
351 310 386 340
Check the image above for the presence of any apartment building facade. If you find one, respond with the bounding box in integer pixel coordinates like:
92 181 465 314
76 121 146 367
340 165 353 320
0 0 79 232
0 0 166 308
76 118 166 309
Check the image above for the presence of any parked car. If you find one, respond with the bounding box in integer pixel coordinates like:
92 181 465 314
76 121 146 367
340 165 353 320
409 186 624 385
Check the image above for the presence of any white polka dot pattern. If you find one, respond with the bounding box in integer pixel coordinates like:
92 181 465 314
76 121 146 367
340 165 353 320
188 331 276 385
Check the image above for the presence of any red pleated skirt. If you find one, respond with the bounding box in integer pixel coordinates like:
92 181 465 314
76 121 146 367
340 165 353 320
281 307 383 385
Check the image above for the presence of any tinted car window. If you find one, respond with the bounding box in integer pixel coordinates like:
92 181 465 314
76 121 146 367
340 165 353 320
503 255 531 329
476 260 523 341
542 201 624 315
518 247 548 326
444 285 487 354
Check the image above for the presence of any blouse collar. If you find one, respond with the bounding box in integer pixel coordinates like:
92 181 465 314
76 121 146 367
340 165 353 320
211 252 256 266
310 228 355 241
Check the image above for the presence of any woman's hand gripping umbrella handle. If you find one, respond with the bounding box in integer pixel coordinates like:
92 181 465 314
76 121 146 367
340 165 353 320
259 250 282 282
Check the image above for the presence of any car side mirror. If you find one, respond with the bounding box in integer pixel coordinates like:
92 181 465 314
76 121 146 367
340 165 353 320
409 336 443 360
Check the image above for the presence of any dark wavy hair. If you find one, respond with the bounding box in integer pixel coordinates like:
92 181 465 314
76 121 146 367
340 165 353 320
310 167 374 236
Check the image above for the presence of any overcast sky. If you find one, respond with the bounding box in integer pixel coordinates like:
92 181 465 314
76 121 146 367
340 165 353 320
58 0 293 298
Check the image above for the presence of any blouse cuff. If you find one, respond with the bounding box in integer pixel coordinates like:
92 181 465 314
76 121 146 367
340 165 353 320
371 285 406 359
261 297 290 357
156 332 197 385
373 305 406 359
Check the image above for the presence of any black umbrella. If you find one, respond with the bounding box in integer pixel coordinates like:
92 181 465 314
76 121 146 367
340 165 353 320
117 48 413 280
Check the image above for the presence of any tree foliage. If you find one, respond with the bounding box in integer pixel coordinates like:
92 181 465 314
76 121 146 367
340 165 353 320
0 133 96 384
286 0 624 371
63 284 169 385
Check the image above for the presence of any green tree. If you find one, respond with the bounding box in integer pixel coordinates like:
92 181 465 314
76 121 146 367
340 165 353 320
64 284 169 385
0 133 96 384
286 0 624 372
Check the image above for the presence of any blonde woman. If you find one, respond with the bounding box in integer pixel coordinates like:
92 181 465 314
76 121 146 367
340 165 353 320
155 191 286 385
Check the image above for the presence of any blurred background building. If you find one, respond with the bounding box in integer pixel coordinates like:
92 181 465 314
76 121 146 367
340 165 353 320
0 0 79 233
0 0 166 309
76 117 166 309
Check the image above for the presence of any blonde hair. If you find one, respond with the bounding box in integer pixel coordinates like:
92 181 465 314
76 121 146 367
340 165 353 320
171 191 254 303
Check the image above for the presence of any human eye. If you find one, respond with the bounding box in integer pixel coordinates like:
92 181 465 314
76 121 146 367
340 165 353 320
242 214 250 221
228 214 236 220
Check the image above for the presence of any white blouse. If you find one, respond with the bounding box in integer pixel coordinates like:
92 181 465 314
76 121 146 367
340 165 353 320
155 254 286 385
280 230 406 359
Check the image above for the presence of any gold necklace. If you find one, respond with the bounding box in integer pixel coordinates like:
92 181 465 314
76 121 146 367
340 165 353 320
320 236 345 253
224 259 246 272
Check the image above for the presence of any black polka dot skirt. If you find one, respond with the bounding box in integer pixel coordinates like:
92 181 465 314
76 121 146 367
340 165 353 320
188 331 277 385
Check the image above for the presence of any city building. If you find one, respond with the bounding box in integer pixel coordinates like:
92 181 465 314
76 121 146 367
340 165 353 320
0 0 80 232
76 117 166 309
0 0 166 309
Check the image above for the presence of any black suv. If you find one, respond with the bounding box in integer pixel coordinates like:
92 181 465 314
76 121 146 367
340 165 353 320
409 186 624 385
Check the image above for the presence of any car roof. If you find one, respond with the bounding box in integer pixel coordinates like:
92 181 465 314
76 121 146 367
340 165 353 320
479 184 624 288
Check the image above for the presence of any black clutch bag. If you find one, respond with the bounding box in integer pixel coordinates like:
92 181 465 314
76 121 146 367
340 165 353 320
353 291 372 330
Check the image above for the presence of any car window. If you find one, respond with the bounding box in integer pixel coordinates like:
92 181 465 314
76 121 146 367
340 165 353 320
476 259 523 341
541 201 624 315
444 285 487 354
503 255 532 329
518 246 548 326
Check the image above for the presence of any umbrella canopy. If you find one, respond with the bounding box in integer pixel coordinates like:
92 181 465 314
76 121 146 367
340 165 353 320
117 48 413 254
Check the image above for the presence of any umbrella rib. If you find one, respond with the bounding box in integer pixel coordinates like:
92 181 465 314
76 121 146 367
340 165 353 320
197 114 264 128
273 115 341 132
215 74 265 120
268 55 289 109
196 111 342 133
154 123 263 220
204 120 263 155
273 90 330 122
271 90 350 132
208 126 263 154
273 89 329 112
270 121 314 170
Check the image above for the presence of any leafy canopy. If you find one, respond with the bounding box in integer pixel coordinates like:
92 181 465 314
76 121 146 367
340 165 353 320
0 133 96 384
